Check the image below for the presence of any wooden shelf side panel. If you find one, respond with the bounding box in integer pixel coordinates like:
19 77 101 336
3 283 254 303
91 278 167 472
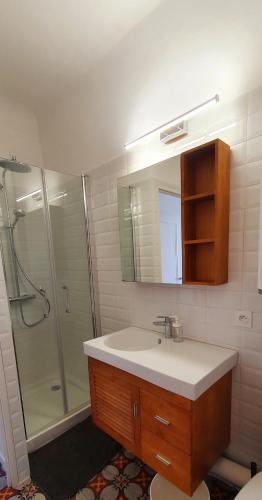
213 140 230 284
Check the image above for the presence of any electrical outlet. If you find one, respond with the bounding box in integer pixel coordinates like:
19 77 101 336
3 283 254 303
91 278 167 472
234 310 253 328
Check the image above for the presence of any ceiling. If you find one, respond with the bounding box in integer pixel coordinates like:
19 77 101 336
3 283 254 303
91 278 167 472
0 0 164 110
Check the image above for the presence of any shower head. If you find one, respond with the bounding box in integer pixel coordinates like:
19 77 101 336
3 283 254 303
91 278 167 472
14 209 26 218
0 159 31 173
12 209 26 228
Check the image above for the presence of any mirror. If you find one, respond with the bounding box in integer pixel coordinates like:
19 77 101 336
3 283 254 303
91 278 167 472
117 155 182 284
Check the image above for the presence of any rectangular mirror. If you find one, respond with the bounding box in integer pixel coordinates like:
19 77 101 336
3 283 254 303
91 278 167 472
117 155 182 284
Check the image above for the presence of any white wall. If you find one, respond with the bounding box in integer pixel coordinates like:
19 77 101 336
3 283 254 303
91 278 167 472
0 96 43 166
38 0 262 173
89 86 262 470
0 94 43 485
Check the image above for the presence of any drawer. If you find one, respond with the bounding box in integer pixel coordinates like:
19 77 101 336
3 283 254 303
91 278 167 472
140 390 192 454
141 429 191 495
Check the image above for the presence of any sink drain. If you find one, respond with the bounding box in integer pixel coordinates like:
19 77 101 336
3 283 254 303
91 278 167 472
51 384 61 391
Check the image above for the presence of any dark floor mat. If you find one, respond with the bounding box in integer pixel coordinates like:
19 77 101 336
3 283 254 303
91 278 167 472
29 417 121 500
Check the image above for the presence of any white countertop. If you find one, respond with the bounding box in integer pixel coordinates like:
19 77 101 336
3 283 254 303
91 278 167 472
83 327 238 400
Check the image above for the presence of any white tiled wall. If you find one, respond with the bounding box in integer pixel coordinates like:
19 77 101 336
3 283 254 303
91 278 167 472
90 86 262 469
0 259 30 486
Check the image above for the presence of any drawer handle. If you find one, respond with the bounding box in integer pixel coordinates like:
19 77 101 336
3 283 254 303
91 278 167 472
133 402 139 417
154 415 171 426
155 454 171 466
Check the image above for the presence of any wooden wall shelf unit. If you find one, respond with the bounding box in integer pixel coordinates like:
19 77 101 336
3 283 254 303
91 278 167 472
181 139 230 285
89 357 232 497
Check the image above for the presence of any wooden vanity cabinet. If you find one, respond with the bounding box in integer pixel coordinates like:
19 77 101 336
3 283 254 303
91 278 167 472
89 356 140 453
89 357 232 496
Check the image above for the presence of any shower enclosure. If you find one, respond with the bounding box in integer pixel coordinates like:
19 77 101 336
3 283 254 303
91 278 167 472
0 157 96 446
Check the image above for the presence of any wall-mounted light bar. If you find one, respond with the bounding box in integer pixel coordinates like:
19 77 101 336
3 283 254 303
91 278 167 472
16 190 69 204
208 122 236 137
49 192 68 202
174 121 237 154
176 136 206 152
124 94 219 150
16 189 42 202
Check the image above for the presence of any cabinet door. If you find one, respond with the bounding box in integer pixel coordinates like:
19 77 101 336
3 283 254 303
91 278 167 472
89 358 140 453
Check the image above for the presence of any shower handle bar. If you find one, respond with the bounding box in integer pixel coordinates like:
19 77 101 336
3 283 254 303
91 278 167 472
62 284 71 313
9 293 36 303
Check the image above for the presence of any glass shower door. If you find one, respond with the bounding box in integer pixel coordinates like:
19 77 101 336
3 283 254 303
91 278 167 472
0 162 65 437
44 170 94 412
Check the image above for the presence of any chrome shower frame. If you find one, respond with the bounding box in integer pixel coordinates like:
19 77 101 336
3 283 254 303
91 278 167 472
41 169 68 414
0 155 98 444
82 174 98 339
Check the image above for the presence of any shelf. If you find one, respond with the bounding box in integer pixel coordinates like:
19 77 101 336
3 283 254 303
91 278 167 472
182 142 216 197
184 239 215 245
181 139 230 285
183 192 215 202
184 242 215 284
183 197 215 241
183 280 216 286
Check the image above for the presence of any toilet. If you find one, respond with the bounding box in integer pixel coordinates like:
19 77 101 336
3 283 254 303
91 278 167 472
150 475 210 500
150 471 262 500
234 471 262 499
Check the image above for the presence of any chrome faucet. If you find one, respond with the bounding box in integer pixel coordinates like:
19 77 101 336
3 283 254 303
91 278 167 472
153 315 173 338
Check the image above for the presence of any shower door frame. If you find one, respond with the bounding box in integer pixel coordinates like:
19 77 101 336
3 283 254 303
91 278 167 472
39 171 98 416
0 160 98 451
81 174 98 339
41 169 69 414
27 172 98 451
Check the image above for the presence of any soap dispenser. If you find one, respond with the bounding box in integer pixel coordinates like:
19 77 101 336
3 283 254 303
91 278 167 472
170 315 184 342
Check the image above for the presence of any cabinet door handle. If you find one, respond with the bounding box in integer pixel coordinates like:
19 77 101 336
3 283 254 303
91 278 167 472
155 454 171 466
154 415 170 426
133 402 138 417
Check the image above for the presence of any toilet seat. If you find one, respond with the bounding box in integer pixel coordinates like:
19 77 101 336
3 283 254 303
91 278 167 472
150 471 262 500
235 471 262 500
150 474 210 499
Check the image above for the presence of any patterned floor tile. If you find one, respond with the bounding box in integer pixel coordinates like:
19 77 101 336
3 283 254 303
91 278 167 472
0 449 238 500
0 481 45 500
71 449 238 500
71 449 154 500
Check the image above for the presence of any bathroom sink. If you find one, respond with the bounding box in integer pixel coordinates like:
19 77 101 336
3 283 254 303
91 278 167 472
103 328 160 351
84 326 238 399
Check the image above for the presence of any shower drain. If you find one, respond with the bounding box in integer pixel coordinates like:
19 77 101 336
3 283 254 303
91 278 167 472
51 384 61 391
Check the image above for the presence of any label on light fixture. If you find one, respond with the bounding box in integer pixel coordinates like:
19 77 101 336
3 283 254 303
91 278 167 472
160 121 188 144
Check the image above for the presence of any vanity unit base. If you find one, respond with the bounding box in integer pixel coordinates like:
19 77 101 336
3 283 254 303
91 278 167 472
88 357 232 496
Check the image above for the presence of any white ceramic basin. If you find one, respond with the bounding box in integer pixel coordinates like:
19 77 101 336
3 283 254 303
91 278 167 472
104 328 160 351
83 326 238 400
